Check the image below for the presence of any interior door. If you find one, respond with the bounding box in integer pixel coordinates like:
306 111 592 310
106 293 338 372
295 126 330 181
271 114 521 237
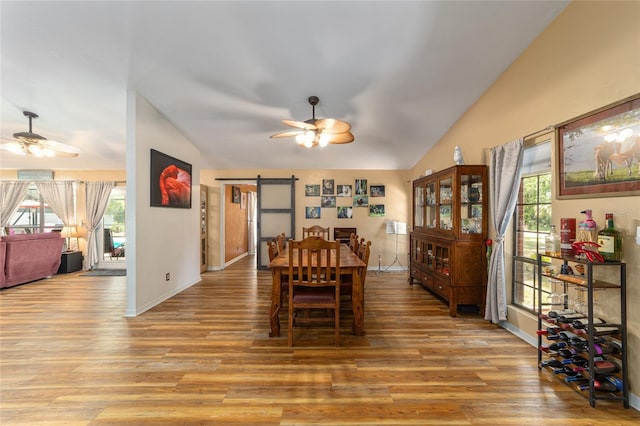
256 175 296 269
200 184 208 273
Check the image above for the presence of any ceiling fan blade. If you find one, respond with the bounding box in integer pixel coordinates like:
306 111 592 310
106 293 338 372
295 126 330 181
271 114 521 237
328 132 355 144
45 140 80 157
270 130 303 139
315 118 351 133
282 119 317 131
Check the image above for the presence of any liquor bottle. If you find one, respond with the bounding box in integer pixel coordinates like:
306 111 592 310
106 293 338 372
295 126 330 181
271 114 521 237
545 225 561 257
597 213 623 261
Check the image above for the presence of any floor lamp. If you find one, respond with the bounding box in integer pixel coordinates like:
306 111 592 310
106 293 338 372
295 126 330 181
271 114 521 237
384 220 407 272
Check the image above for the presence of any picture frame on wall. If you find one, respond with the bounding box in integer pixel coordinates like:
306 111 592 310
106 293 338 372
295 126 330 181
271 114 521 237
337 206 353 219
232 186 241 204
355 179 367 195
337 185 352 197
305 184 320 196
369 204 385 216
370 185 385 197
150 149 192 208
353 195 368 207
305 207 321 219
557 94 640 199
322 179 335 195
321 196 336 208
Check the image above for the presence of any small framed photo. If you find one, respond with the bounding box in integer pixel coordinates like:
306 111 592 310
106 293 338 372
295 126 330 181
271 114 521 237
370 185 385 197
321 196 336 208
322 179 335 195
305 207 321 219
305 184 320 196
353 195 368 207
355 179 367 195
337 206 353 219
369 204 385 216
337 184 352 197
232 186 241 204
471 204 482 218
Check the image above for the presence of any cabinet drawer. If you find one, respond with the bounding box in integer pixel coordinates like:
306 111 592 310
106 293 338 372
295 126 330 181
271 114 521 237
432 279 451 299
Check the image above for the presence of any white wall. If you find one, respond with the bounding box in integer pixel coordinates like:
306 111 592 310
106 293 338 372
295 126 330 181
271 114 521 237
125 92 201 316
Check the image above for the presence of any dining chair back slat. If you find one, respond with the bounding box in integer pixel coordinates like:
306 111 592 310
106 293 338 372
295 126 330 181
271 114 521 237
302 225 330 240
288 236 340 346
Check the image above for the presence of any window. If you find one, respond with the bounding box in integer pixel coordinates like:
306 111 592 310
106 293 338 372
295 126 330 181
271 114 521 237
7 184 64 234
102 187 126 260
512 137 552 313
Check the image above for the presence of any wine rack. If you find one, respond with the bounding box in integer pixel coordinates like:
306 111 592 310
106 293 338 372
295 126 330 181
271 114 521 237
536 253 628 408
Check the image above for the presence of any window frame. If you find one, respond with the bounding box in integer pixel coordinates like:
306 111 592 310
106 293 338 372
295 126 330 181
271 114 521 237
511 134 553 313
7 184 65 234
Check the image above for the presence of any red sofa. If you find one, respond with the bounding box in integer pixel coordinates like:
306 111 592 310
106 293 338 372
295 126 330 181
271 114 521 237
0 233 64 289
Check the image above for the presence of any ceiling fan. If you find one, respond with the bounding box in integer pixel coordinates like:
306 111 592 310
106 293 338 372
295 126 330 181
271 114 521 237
270 96 354 148
0 111 80 158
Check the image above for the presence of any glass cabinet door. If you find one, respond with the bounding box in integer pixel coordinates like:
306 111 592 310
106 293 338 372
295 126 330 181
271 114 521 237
425 182 436 228
460 174 483 235
414 185 424 228
438 177 452 230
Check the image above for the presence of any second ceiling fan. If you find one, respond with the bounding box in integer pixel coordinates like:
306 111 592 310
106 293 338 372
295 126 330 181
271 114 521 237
270 96 354 148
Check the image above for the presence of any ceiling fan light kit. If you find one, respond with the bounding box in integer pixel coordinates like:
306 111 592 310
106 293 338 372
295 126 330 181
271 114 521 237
1 111 80 158
271 96 354 148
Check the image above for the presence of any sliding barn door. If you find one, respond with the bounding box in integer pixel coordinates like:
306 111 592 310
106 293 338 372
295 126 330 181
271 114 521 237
256 175 296 269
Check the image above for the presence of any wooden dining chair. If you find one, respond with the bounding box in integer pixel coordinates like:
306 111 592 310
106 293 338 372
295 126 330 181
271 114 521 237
267 239 279 261
302 225 330 240
288 236 341 346
275 232 287 254
348 232 358 252
268 238 290 302
341 240 371 300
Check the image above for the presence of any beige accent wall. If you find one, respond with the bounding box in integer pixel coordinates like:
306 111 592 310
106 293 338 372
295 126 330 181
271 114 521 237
201 169 411 272
409 1 640 402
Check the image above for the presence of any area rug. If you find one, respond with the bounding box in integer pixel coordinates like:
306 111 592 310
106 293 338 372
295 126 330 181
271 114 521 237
80 269 126 276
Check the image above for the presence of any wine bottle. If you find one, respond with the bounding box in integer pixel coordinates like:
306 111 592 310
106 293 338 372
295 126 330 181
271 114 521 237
571 317 605 329
556 313 586 323
591 324 620 335
579 379 618 392
536 326 561 338
593 341 621 355
603 376 624 392
541 341 567 353
544 309 576 319
597 213 623 261
545 225 561 257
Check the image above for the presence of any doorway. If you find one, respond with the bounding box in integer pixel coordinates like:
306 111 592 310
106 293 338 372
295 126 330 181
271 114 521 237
99 186 126 267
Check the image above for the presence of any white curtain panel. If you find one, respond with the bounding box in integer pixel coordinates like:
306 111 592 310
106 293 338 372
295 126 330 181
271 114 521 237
84 181 115 270
0 181 30 232
485 138 524 323
35 181 75 227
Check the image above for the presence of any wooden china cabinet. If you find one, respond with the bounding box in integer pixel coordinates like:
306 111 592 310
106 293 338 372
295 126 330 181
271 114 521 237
409 165 488 316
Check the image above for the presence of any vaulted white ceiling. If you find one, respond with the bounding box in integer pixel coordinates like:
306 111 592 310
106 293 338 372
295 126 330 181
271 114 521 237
0 1 568 171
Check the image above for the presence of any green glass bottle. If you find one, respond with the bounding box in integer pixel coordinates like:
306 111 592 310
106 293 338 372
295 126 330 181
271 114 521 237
597 213 623 261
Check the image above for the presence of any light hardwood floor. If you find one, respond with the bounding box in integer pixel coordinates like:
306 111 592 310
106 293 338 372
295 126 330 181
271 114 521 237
1 256 638 425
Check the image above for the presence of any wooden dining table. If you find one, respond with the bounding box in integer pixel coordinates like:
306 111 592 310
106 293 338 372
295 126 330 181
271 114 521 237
268 244 367 337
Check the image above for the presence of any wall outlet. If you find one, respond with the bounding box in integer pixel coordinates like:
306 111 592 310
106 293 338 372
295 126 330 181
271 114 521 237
165 273 170 281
